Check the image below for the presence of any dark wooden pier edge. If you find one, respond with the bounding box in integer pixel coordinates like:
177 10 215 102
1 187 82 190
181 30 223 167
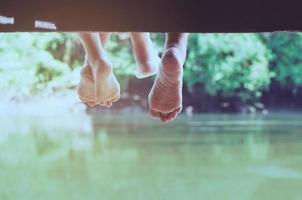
0 0 301 32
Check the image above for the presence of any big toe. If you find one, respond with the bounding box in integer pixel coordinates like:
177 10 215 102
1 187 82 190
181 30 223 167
150 109 161 119
111 95 120 103
164 112 177 123
160 106 182 123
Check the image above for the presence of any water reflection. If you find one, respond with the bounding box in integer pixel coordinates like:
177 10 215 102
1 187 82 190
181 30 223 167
1 113 302 199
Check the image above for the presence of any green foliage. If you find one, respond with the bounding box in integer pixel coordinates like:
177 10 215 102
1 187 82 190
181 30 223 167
185 33 272 101
105 33 135 76
0 33 76 97
260 32 302 87
2 32 302 105
0 32 162 96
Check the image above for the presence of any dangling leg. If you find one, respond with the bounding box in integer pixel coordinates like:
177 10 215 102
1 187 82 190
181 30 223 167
148 33 188 123
130 32 160 79
77 32 120 107
99 32 112 46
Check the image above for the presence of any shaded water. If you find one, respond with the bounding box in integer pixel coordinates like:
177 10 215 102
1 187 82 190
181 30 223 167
1 113 302 200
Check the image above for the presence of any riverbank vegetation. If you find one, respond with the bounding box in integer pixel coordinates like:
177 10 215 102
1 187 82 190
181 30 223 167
1 32 302 112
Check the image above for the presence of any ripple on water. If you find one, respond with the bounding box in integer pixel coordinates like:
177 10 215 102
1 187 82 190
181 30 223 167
248 165 302 179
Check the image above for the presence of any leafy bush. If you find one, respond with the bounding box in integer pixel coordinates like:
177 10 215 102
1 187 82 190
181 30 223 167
185 33 272 101
0 33 77 97
260 32 302 87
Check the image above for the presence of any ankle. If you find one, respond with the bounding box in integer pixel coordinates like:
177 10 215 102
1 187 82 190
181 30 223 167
89 57 113 77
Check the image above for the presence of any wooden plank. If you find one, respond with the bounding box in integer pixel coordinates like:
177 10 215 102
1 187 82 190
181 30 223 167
0 0 301 32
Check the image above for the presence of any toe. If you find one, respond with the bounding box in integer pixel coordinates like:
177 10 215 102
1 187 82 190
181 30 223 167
164 107 182 122
160 113 168 122
166 111 178 122
111 95 120 102
106 101 112 107
150 109 161 118
99 102 105 106
87 102 95 107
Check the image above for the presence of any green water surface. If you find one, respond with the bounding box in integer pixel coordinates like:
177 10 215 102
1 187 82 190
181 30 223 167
1 113 302 200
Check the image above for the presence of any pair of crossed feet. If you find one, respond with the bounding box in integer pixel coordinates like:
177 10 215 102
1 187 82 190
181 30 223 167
77 47 184 123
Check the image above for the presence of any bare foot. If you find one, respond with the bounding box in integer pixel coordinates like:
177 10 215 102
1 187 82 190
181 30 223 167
91 57 120 107
148 48 184 123
135 55 160 79
77 64 97 107
130 33 160 79
77 57 120 107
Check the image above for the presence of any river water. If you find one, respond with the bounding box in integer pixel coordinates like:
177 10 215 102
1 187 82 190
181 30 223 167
1 112 302 199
